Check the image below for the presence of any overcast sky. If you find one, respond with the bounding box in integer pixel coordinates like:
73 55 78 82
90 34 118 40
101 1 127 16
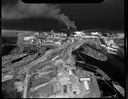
2 0 124 31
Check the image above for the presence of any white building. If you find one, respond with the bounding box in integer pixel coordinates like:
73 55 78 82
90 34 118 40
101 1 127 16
80 78 90 90
24 36 35 41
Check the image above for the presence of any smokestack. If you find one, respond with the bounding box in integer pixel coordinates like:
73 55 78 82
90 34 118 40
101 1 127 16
67 25 69 30
2 0 77 30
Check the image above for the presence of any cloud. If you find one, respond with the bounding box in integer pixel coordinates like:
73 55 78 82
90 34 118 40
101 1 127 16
2 0 77 29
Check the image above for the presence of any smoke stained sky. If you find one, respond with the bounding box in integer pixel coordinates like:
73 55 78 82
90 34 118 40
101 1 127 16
2 0 124 31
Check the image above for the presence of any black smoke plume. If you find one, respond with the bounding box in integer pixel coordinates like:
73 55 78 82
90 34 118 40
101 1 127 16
2 0 77 30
